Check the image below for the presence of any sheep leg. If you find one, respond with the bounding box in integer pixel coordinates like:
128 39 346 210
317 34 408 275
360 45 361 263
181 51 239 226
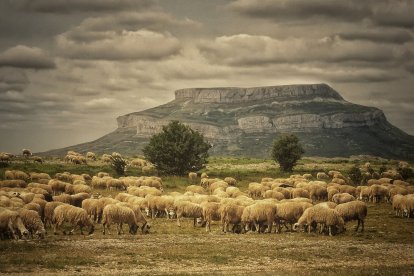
328 226 333 236
193 218 196 227
165 208 169 219
8 220 18 240
177 216 181 227
151 209 156 219
117 224 121 235
205 219 210 232
355 220 360 232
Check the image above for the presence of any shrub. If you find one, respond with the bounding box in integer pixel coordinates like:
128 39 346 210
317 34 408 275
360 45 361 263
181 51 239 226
271 134 304 172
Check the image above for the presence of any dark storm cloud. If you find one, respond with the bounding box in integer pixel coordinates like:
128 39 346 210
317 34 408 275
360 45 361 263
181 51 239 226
229 0 414 29
0 45 56 69
338 29 413 44
0 68 29 93
12 0 154 14
228 0 372 22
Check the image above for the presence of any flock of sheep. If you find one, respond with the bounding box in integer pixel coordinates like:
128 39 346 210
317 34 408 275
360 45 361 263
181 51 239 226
0 159 413 240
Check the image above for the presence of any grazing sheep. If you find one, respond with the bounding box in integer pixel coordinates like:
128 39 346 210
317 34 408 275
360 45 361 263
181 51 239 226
44 202 66 227
370 184 388 203
32 156 43 164
82 198 100 222
0 208 29 239
274 201 313 233
358 186 371 202
337 185 357 197
0 180 27 188
209 181 229 194
148 196 175 219
248 183 269 199
65 184 92 195
327 187 339 201
220 203 246 233
294 205 345 236
335 201 367 232
241 202 277 233
401 195 414 218
106 179 127 190
71 193 91 207
309 185 328 202
101 204 139 235
53 204 94 235
332 178 346 185
30 172 51 182
201 172 208 179
23 202 42 216
86 152 96 161
332 193 356 204
27 183 53 194
116 202 149 234
175 201 203 227
22 149 32 157
201 202 221 232
18 209 46 239
185 185 205 195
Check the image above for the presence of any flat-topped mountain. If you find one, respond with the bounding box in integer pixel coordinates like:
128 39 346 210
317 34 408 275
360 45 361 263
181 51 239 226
42 84 414 159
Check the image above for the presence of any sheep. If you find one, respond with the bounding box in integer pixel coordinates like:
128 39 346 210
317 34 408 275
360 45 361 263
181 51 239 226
91 176 107 189
263 190 285 200
27 183 53 194
44 202 66 227
53 193 72 204
401 195 414 218
294 205 345 236
388 186 408 201
174 201 203 227
273 187 291 199
30 172 51 182
358 186 371 202
86 152 96 161
370 184 389 203
209 181 229 194
241 202 277 233
337 185 357 197
82 198 100 222
116 202 149 234
18 208 46 239
309 185 328 202
0 208 29 239
332 193 356 204
201 201 221 232
65 184 92 195
188 172 198 183
101 204 139 235
0 180 27 188
291 188 309 199
274 201 313 233
142 178 163 190
220 203 246 233
14 192 35 204
316 172 329 180
97 172 110 178
327 187 339 201
335 201 367 232
106 179 127 190
224 177 237 186
53 204 94 235
147 196 175 219
95 197 120 223
201 172 208 179
48 179 69 195
23 202 42 216
248 182 269 199
54 172 73 183
32 156 43 164
185 185 205 195
128 186 162 197
328 170 341 177
303 174 312 180
332 178 346 185
71 192 90 207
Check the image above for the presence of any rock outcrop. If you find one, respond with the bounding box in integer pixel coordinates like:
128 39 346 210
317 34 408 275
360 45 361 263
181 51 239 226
42 83 414 159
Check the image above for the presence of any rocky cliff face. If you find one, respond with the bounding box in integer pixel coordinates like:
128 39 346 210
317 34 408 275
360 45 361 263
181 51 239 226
42 83 414 159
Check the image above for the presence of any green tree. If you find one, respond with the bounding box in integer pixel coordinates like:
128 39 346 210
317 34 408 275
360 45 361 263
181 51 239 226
271 134 304 172
143 121 211 175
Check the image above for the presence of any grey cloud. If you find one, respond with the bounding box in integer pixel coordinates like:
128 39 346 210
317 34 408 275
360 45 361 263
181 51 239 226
372 1 414 28
229 0 372 22
12 0 154 14
199 34 405 66
0 45 56 69
405 63 414 74
338 29 413 44
0 68 29 93
56 29 181 61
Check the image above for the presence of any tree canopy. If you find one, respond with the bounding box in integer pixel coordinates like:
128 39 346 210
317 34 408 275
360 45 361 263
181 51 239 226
271 134 304 172
143 121 211 175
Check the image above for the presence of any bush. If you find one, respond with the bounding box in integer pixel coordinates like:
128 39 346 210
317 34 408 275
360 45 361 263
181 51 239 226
143 121 211 175
271 134 304 172
110 155 127 176
348 166 362 185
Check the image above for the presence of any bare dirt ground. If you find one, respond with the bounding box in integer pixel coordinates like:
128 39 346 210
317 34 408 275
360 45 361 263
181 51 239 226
1 203 414 275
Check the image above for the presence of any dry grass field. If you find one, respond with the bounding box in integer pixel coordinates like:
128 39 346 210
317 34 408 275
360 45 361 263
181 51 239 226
0 157 413 275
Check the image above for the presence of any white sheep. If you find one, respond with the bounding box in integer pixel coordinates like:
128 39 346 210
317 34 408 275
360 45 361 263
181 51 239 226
335 201 367 232
53 204 94 235
0 207 29 239
174 201 203 227
101 204 139 235
220 203 246 233
274 201 313 233
201 201 221 232
332 193 356 204
18 208 46 239
294 205 345 236
241 202 277 233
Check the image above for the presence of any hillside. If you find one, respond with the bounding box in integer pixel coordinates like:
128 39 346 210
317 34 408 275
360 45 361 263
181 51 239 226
42 84 414 159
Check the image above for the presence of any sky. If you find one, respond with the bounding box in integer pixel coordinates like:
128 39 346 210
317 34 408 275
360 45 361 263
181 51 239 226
0 0 413 154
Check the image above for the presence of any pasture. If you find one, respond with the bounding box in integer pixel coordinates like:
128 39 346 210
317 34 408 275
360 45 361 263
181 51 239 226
0 156 413 275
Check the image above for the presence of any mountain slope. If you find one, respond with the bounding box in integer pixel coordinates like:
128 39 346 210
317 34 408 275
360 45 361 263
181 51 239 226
42 84 414 159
